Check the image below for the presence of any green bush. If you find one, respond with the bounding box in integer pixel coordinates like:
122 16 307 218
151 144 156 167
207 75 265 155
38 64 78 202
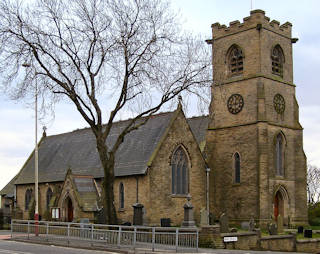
308 202 320 226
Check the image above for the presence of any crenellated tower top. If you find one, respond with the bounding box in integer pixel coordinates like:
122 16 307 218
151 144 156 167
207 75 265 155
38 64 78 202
211 10 292 39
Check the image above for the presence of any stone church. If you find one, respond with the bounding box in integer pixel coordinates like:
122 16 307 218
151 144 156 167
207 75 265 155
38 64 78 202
0 10 308 227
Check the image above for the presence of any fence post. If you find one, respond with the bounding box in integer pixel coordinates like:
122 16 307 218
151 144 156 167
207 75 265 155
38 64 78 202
10 220 13 239
175 228 179 253
27 221 30 239
196 229 199 252
117 226 122 248
152 227 155 252
91 224 94 242
133 226 137 248
46 222 49 241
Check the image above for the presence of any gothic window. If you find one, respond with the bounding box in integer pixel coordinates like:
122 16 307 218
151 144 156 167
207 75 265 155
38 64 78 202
271 45 284 76
25 189 32 211
275 133 284 176
171 146 189 195
46 187 53 210
228 45 244 76
234 153 241 183
119 182 124 209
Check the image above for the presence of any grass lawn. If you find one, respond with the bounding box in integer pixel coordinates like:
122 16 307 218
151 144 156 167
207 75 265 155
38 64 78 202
296 233 320 240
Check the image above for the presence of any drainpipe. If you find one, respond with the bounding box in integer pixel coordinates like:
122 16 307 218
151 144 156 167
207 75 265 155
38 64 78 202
206 167 211 224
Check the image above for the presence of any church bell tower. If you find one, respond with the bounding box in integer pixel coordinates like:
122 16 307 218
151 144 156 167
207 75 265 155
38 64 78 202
205 10 308 226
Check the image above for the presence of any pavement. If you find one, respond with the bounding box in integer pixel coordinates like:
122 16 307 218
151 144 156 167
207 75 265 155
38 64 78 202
0 230 312 254
0 230 11 240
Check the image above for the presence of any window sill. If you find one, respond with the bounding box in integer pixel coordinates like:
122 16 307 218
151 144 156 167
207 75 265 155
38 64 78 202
170 194 189 198
232 183 241 186
275 175 285 180
118 208 125 212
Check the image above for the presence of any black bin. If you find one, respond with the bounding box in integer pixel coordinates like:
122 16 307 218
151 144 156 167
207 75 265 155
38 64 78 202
160 218 171 227
304 229 312 238
297 226 304 234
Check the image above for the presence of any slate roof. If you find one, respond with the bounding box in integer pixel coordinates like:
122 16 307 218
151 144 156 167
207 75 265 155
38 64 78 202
0 174 18 197
73 176 99 212
11 111 208 185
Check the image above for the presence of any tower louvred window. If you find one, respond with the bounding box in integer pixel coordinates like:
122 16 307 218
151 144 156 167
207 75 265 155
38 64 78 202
228 46 243 75
272 45 284 76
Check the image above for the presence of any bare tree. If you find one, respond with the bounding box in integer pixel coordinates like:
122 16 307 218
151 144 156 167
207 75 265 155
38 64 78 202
307 164 320 205
0 0 212 223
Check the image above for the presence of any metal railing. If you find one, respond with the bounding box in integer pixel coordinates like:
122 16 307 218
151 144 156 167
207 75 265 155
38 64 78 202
11 220 198 252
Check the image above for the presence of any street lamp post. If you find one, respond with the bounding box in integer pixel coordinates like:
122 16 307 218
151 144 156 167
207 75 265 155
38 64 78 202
22 63 39 235
34 80 39 234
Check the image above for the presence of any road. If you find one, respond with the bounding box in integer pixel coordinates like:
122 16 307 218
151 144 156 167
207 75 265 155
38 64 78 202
0 231 310 254
0 240 119 254
0 240 311 254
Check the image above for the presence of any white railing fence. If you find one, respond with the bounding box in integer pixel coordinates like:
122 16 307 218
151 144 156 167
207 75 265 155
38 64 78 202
11 220 198 252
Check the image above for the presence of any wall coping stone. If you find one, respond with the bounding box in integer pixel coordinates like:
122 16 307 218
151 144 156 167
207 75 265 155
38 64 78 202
261 234 294 240
297 238 320 243
221 232 257 237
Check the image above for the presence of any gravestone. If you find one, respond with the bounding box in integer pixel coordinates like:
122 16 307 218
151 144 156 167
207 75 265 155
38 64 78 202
277 215 283 233
268 222 277 235
181 195 196 228
297 226 304 234
249 217 255 231
241 221 249 230
200 208 208 226
160 218 171 227
304 229 312 238
209 213 215 225
219 213 229 233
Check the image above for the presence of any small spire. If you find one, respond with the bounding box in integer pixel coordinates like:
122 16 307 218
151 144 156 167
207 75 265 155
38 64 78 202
177 95 183 109
42 126 47 138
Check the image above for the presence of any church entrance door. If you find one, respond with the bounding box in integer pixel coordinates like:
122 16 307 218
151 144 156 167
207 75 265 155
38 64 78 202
274 191 284 221
66 197 73 222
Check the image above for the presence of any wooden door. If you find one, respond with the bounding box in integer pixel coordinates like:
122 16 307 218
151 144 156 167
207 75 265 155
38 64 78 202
67 198 73 222
274 193 279 219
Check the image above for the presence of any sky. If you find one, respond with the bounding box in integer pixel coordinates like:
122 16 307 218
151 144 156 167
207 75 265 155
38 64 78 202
1 0 320 191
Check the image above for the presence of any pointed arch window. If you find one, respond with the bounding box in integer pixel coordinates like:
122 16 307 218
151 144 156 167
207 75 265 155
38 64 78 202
276 133 284 176
234 153 241 183
228 45 244 76
25 189 32 211
171 146 189 195
46 187 53 210
271 45 284 76
119 182 124 209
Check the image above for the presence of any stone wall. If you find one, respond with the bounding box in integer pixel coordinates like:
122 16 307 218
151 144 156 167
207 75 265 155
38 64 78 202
148 110 207 226
260 235 295 251
16 182 63 220
296 239 320 253
223 232 259 250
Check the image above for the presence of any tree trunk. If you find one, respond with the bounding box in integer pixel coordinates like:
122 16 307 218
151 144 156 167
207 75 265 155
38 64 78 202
96 138 118 225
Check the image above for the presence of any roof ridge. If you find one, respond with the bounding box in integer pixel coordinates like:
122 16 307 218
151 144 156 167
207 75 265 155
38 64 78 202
187 115 208 120
45 110 176 139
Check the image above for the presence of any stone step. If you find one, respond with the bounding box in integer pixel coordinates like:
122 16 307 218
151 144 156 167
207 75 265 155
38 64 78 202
212 235 225 249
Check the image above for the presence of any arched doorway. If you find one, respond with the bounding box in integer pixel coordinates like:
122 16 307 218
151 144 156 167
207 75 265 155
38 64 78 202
274 191 284 220
273 185 290 225
64 196 73 222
